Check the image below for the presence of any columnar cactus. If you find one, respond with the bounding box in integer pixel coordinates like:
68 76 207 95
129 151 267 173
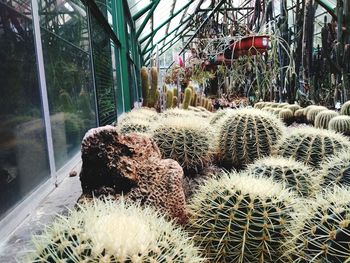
314 110 339 129
191 92 198 107
182 87 192 110
247 156 317 197
306 106 327 124
279 109 294 125
328 115 350 135
287 187 350 263
29 198 204 263
320 151 350 188
275 127 350 169
140 67 149 107
152 116 213 173
172 96 178 108
148 67 158 108
166 90 173 109
341 100 350 115
188 172 295 263
217 108 285 169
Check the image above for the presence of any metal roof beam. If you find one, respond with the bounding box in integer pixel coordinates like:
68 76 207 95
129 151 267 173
136 0 160 38
132 1 154 21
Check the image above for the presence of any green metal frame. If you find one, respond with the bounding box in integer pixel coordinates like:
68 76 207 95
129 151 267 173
136 0 160 38
132 1 154 21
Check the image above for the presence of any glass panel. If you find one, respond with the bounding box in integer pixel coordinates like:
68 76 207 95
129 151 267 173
39 0 97 169
0 0 50 217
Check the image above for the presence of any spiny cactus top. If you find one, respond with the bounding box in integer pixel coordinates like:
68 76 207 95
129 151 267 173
320 150 350 188
209 108 234 125
217 108 285 169
118 118 153 135
340 100 350 115
286 187 350 263
188 172 295 263
247 156 318 197
328 115 350 135
275 127 350 169
152 116 213 173
314 110 339 129
118 108 158 123
28 198 204 263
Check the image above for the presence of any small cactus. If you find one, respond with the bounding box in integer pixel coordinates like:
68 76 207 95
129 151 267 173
286 187 350 262
118 118 152 135
182 87 192 110
294 108 306 123
166 89 173 109
279 109 294 125
254 101 265 109
275 127 350 169
188 172 295 263
247 156 317 197
314 110 339 129
140 67 149 107
284 104 301 114
191 92 198 107
328 115 350 135
28 198 204 263
152 116 213 173
148 67 158 108
172 96 178 108
278 102 289 108
306 106 327 124
217 108 285 169
340 100 350 115
173 87 178 97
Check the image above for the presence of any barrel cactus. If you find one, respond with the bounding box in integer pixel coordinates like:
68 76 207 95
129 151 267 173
340 100 350 115
320 150 350 188
118 108 158 123
247 156 317 197
294 108 306 123
118 118 152 135
254 101 265 109
275 127 350 169
152 116 213 173
314 110 339 129
284 104 301 114
188 172 295 263
28 198 203 263
217 108 285 169
287 187 350 262
209 108 233 125
306 106 327 124
279 109 294 125
278 102 289 108
328 115 350 135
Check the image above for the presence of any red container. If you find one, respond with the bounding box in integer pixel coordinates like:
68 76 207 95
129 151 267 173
230 35 269 57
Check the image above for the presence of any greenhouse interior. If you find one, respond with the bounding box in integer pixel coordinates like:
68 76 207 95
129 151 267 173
1 0 350 261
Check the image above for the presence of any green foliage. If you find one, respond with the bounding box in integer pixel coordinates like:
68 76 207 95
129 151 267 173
217 108 284 169
140 67 149 107
320 151 350 188
341 100 350 115
314 110 339 129
28 198 203 263
188 172 295 263
152 117 212 173
286 187 350 262
166 90 174 109
275 127 350 169
328 115 350 135
182 87 192 110
247 156 317 197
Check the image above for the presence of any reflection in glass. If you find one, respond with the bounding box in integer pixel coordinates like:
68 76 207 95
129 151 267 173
0 0 50 217
39 0 97 169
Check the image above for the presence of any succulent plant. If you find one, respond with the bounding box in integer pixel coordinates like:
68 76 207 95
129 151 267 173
254 101 265 109
166 89 173 109
217 108 284 169
148 67 158 108
172 96 178 108
191 92 198 107
306 106 327 124
278 102 289 108
279 109 294 125
182 87 192 110
275 127 350 169
328 115 350 135
173 87 178 97
247 156 317 197
118 118 152 135
28 198 203 263
294 108 306 123
188 172 295 263
314 110 339 129
283 104 301 114
340 100 350 115
118 108 158 123
152 116 213 173
319 150 350 188
286 187 350 263
141 67 149 107
209 109 233 125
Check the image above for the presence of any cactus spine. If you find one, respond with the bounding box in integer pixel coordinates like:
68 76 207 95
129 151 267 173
341 100 350 115
306 106 327 124
328 115 350 135
279 109 294 125
166 89 173 109
140 67 149 107
314 110 339 129
182 87 192 110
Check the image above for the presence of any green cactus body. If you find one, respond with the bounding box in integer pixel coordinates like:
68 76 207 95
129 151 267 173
247 157 317 197
210 109 233 125
294 108 306 123
162 84 167 93
173 87 178 97
118 108 158 124
118 118 152 135
306 106 327 124
320 151 350 188
341 100 350 115
203 99 209 110
254 101 266 109
148 67 158 108
188 173 295 263
272 108 283 115
275 127 350 169
279 109 294 125
283 104 301 114
152 117 212 173
140 67 149 107
192 92 198 107
200 97 205 107
166 90 173 109
172 96 178 108
29 198 203 263
314 110 339 129
182 87 192 110
287 187 350 263
328 115 350 135
217 108 284 169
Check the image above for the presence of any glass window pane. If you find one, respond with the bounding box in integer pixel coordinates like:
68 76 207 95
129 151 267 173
0 0 50 217
39 0 97 169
